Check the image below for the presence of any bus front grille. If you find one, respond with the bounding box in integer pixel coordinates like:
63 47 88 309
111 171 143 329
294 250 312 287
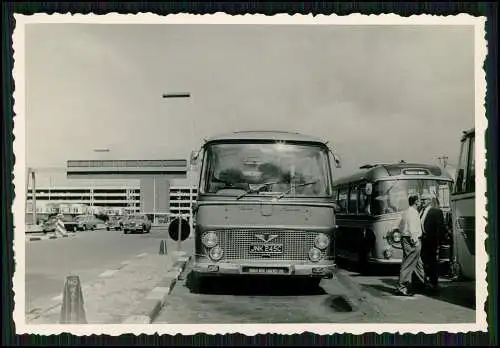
213 229 323 261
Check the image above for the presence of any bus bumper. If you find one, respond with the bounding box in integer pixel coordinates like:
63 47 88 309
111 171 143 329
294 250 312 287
192 261 336 279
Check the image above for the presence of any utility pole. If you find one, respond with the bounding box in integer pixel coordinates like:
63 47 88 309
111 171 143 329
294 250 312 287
438 155 449 168
162 92 191 252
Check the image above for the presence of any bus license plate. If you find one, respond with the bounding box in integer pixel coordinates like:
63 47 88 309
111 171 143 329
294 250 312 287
249 244 283 254
243 267 289 274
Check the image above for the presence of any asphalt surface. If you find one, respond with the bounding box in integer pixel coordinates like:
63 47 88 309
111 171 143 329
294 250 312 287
334 259 476 323
153 259 476 324
153 265 378 324
25 226 175 314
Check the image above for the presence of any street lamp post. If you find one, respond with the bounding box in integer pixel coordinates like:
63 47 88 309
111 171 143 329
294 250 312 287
162 92 191 252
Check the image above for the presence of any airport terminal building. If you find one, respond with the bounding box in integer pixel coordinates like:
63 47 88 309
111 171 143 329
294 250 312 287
26 159 199 223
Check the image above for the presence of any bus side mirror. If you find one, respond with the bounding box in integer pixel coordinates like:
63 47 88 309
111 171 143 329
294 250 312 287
333 153 342 168
365 183 373 195
190 150 200 166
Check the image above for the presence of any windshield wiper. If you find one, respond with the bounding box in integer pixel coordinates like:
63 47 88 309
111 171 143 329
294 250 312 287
276 180 319 199
236 181 280 200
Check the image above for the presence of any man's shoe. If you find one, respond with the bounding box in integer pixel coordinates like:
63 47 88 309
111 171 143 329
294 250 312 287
395 288 414 297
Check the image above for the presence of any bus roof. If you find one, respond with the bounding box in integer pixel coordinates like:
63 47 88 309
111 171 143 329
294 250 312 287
333 162 453 186
204 130 328 145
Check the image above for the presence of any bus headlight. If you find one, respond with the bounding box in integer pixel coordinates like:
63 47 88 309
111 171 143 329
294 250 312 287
308 247 323 262
387 229 402 246
392 230 402 243
201 231 218 248
314 233 330 250
209 246 224 261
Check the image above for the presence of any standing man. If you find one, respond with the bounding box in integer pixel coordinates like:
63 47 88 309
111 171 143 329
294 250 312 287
420 193 446 292
396 194 426 296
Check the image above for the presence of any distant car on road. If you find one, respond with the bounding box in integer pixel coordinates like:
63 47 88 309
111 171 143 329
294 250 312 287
76 215 98 231
123 214 152 234
106 216 123 231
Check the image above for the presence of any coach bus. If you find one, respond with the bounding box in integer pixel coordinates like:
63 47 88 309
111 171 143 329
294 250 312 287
332 161 453 272
189 130 341 288
450 128 475 280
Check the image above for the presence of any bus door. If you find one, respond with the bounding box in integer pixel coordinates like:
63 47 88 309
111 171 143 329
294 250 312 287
452 132 476 280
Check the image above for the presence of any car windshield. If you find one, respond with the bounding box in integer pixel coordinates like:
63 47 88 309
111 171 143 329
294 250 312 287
371 179 452 215
130 215 143 220
202 142 331 197
62 215 75 222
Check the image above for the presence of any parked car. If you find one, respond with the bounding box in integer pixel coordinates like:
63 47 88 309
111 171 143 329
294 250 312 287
76 215 98 231
42 217 57 233
123 214 152 234
60 215 79 232
106 216 123 231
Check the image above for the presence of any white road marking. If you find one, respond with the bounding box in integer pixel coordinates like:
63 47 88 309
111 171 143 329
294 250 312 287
120 260 131 266
99 269 118 278
136 252 148 258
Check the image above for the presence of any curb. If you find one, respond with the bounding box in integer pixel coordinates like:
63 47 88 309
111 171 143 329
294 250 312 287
122 253 191 324
27 232 76 241
333 269 386 320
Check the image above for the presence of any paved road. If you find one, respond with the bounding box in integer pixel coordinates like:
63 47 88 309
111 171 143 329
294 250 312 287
153 265 379 324
153 259 476 324
25 226 178 314
335 259 476 323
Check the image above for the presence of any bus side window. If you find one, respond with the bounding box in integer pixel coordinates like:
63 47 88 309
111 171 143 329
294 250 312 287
358 183 369 215
348 185 358 214
332 188 338 202
466 136 475 192
454 137 470 194
338 187 348 213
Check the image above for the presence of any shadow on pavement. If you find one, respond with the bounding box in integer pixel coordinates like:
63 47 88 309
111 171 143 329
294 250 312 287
185 271 327 296
376 278 476 310
335 258 401 277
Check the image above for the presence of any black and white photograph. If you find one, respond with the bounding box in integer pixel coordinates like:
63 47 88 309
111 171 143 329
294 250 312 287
12 13 487 336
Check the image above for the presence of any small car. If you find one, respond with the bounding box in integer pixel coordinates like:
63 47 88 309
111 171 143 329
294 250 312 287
76 215 98 231
106 216 123 231
123 214 152 234
42 217 57 233
60 215 79 232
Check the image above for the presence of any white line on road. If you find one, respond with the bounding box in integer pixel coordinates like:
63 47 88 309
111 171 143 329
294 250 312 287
136 253 148 258
120 260 131 266
99 269 119 278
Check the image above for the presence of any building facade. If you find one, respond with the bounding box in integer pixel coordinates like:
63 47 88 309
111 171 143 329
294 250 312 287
26 185 197 222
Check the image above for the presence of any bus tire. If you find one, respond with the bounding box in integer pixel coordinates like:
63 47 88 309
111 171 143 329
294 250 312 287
191 273 209 294
357 252 370 274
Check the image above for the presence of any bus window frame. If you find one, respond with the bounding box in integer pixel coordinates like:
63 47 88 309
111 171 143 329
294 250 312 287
357 181 369 215
337 186 349 214
348 184 358 214
465 135 475 193
454 136 471 194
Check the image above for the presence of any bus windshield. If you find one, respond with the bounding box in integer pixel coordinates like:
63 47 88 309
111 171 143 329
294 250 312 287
202 142 331 197
371 179 452 215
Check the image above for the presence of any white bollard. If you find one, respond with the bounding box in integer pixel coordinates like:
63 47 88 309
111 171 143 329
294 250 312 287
56 215 69 238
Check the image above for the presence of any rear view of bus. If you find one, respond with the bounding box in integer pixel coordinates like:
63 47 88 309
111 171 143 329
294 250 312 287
450 128 475 280
190 131 340 288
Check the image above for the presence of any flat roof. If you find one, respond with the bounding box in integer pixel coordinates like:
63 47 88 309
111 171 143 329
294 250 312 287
204 130 328 144
67 159 187 168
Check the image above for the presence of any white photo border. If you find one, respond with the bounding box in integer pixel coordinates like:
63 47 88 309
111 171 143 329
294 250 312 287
11 12 489 336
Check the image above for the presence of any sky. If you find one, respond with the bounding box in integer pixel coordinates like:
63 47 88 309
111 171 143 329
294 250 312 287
24 23 475 187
